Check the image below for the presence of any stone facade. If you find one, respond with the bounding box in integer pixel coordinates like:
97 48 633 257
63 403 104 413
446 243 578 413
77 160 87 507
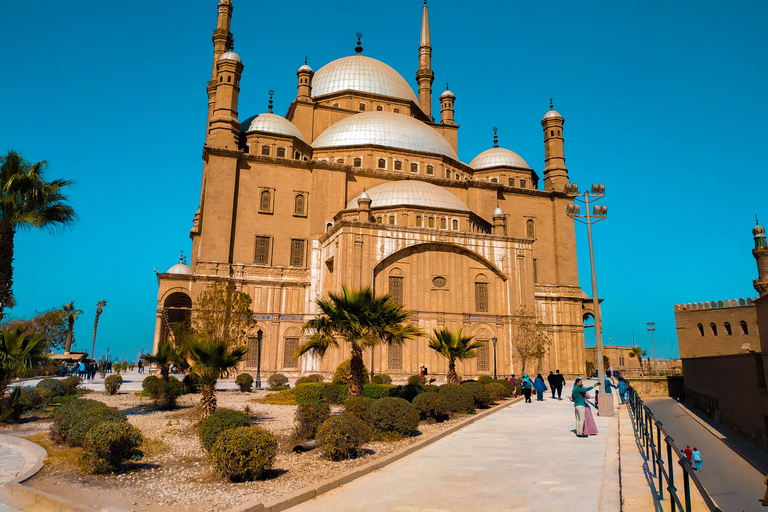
674 299 760 358
153 1 592 380
584 345 682 377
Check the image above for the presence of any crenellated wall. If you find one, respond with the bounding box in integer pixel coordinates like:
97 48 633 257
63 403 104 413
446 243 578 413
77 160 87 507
674 298 760 358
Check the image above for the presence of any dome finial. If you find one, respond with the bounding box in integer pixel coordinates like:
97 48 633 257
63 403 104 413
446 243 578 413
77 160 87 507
493 127 499 148
305 56 308 64
550 98 554 110
757 214 760 226
446 82 449 90
268 89 274 113
355 33 363 54
179 250 185 265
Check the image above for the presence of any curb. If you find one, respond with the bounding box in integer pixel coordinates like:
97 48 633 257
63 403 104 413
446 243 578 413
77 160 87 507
0 434 47 484
230 395 524 512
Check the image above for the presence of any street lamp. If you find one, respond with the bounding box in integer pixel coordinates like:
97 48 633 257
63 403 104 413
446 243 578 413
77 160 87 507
566 183 613 417
491 336 498 381
647 321 656 376
255 329 263 390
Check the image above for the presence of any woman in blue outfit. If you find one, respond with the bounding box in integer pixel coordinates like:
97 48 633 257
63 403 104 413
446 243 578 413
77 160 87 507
533 373 547 401
521 374 534 403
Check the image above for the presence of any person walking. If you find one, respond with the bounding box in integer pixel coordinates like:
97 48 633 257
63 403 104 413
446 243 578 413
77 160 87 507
509 374 518 397
533 373 547 401
553 370 566 400
572 377 599 437
521 374 534 403
683 445 693 465
547 371 557 398
617 376 628 404
692 447 702 471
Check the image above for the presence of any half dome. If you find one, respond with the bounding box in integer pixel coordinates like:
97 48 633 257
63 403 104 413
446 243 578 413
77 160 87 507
167 262 193 275
242 113 306 142
312 111 458 161
346 180 469 212
469 147 530 170
311 55 419 104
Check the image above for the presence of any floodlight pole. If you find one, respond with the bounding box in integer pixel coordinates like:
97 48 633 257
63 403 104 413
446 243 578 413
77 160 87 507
647 322 656 375
255 329 263 390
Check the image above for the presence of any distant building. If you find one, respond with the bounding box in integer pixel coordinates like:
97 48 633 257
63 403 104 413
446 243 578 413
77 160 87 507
584 345 681 377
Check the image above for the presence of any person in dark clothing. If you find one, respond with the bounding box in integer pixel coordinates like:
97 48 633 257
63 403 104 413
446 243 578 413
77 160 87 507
521 374 533 403
547 371 557 398
552 369 566 400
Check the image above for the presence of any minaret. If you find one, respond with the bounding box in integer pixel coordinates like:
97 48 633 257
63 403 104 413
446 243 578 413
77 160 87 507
541 99 570 192
440 83 455 125
208 49 244 149
753 216 768 296
206 0 235 145
416 0 434 119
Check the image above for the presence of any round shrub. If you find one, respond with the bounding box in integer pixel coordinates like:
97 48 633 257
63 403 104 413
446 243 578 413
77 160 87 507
66 406 127 447
423 384 440 394
477 375 494 385
316 415 370 461
295 374 324 385
36 388 54 405
294 401 330 440
439 384 475 414
104 375 123 395
198 409 251 452
83 420 143 474
407 375 427 386
235 373 254 392
496 379 516 395
344 396 371 424
332 360 369 385
391 384 424 402
412 392 447 422
461 381 491 409
371 374 392 385
322 383 347 405
155 377 184 410
51 399 108 444
36 378 65 398
368 397 420 436
294 383 326 406
183 374 201 394
142 375 161 397
485 382 508 403
362 383 395 400
267 373 288 388
209 426 277 481
19 389 43 411
62 376 81 395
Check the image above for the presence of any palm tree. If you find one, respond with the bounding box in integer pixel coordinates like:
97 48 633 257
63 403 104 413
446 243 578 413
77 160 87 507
0 326 46 399
187 340 248 419
91 300 107 360
629 347 647 375
0 151 76 323
296 286 422 398
428 328 484 384
140 341 186 382
61 302 82 354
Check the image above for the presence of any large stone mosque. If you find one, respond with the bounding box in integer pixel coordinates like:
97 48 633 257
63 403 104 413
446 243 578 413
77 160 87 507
153 0 593 379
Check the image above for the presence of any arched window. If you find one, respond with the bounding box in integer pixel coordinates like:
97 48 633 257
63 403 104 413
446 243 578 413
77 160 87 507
526 219 535 237
283 338 299 368
452 219 459 230
227 75 232 83
724 322 732 335
440 218 447 229
336 158 344 164
376 216 382 223
710 323 718 336
427 165 434 175
261 146 270 156
697 323 704 336
475 275 489 312
428 217 435 228
378 158 386 169
276 147 286 158
394 160 402 171
550 130 554 136
376 106 383 111
393 108 399 113
388 216 395 225
353 158 362 167
416 216 422 227
520 179 527 188
359 103 366 111
509 178 515 187
294 195 305 216
411 163 418 173
740 320 749 335
260 190 271 212
490 178 498 183
294 151 301 160
219 76 223 82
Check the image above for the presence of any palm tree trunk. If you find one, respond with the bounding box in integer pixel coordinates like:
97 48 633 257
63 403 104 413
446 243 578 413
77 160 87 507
0 225 16 324
201 382 217 419
91 308 102 360
64 317 74 354
348 347 365 398
447 360 459 385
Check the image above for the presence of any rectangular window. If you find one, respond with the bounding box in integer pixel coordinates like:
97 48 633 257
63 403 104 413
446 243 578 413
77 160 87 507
477 341 489 372
246 336 260 367
475 282 489 312
520 179 526 189
533 259 538 284
388 342 402 370
284 338 299 368
261 146 270 156
290 239 306 267
509 178 515 187
254 236 270 265
389 276 404 304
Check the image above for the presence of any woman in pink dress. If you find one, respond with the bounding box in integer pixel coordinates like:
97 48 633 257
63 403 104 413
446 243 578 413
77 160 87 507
583 392 599 435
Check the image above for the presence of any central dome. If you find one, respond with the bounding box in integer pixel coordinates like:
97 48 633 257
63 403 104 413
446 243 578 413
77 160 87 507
312 111 459 161
469 147 530 170
311 55 419 104
347 180 469 212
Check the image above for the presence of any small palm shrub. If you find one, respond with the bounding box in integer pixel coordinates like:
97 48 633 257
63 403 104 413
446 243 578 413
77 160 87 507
368 397 420 436
0 388 24 422
477 375 494 385
50 399 108 444
235 373 254 392
362 383 395 400
322 383 348 404
485 382 508 403
83 421 143 474
183 374 202 394
412 392 447 422
66 407 127 447
371 374 392 384
36 378 65 398
439 384 475 414
344 396 371 424
391 384 424 402
267 373 289 388
294 383 326 406
407 375 427 386
332 360 369 385
295 374 324 385
142 375 161 397
155 377 184 410
104 375 123 395
316 415 370 461
294 401 330 439
62 376 81 395
198 409 251 452
461 381 491 409
209 426 277 481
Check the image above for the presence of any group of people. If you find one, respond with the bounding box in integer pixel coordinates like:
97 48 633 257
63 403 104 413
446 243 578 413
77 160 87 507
509 370 567 403
682 445 703 471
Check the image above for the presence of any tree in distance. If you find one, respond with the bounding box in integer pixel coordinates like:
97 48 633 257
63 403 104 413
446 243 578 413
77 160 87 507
4 308 67 352
510 308 551 375
629 347 647 376
91 300 106 361
193 281 256 347
428 328 483 384
62 302 83 354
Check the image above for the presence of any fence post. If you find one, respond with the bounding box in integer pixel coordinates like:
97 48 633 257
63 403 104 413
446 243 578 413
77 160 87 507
666 437 675 512
682 460 692 512
657 421 664 498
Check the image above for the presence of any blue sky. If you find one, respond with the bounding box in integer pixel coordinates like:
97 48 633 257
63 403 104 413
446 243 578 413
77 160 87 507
1 0 766 361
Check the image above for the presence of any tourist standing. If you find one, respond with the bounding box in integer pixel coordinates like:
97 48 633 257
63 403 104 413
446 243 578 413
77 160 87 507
509 374 517 397
583 395 598 435
547 371 557 398
572 377 599 437
521 374 533 403
617 376 628 404
692 448 702 471
533 373 547 401
553 370 566 400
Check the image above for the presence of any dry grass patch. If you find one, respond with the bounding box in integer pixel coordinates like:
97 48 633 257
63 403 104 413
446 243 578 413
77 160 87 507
254 388 296 406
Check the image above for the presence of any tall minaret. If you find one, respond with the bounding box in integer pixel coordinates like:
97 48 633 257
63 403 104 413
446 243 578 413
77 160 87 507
206 0 234 144
753 217 768 296
416 0 434 120
541 99 570 192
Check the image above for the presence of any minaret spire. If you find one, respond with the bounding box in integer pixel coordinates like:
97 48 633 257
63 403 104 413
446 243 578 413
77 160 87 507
416 1 434 119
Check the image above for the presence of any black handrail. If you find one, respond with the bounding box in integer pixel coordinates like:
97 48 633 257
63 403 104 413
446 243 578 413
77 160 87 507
626 385 723 512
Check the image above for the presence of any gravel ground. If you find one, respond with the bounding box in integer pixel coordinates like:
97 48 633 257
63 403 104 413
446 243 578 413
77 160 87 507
1 389 475 512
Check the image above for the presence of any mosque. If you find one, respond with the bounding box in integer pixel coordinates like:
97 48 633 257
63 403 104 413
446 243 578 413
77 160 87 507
153 0 593 379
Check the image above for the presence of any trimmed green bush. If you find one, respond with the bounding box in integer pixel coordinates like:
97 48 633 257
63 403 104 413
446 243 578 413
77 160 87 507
322 383 348 404
36 388 54 405
36 378 65 398
332 360 369 385
477 375 494 385
198 409 251 452
362 383 395 400
496 379 516 395
267 385 290 392
267 373 289 388
515 384 523 396
235 373 254 392
183 374 201 394
294 401 330 439
423 384 440 394
209 426 277 481
295 374 324 385
295 383 326 406
66 406 127 447
316 415 370 461
104 375 123 395
439 384 475 414
461 381 491 409
412 392 447 421
407 375 427 386
62 376 81 395
51 399 108 444
19 389 43 411
83 420 143 474
371 374 392 384
154 377 184 410
344 396 371 424
485 382 507 403
391 384 424 402
368 397 420 436
142 375 161 397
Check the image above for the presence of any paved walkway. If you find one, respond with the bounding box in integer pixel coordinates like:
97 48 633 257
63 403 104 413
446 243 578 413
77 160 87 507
287 385 619 512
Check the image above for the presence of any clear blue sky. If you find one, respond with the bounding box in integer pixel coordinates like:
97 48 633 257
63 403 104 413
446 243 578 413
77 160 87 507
1 0 766 362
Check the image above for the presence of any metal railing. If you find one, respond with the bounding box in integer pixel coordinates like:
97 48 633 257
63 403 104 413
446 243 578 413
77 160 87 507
626 385 722 512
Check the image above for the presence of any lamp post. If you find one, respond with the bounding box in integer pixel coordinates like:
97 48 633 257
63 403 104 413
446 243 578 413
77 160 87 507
491 336 498 381
255 329 263 390
566 183 613 417
647 321 656 376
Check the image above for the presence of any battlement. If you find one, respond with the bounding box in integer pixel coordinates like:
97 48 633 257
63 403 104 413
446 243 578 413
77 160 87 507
674 297 757 312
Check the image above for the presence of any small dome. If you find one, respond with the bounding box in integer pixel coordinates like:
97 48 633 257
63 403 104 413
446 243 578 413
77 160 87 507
218 51 241 63
347 180 469 212
754 224 765 236
359 190 370 201
469 147 530 170
440 89 455 100
167 263 193 275
298 63 313 74
243 113 306 142
543 109 562 120
493 207 504 216
311 55 419 104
